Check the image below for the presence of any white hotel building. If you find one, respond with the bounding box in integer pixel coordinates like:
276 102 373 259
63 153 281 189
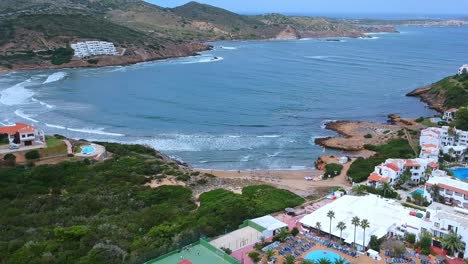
424 176 468 209
70 41 118 58
421 202 468 259
419 126 468 163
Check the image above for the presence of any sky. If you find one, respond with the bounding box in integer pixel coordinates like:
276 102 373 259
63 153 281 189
148 0 468 16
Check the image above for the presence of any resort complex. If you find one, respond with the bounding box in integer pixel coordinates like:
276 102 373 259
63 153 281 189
70 41 118 58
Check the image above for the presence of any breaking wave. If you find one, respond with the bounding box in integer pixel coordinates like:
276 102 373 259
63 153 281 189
0 79 34 106
43 72 68 84
14 109 39 123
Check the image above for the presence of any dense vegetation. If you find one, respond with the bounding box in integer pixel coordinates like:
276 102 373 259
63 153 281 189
455 107 468 130
348 138 415 183
429 74 468 109
325 163 343 178
0 143 303 263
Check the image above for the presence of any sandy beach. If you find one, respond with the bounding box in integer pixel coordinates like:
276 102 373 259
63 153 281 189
197 157 354 196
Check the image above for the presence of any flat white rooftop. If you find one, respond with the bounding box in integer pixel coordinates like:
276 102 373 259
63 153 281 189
300 194 421 247
209 226 262 251
251 215 287 231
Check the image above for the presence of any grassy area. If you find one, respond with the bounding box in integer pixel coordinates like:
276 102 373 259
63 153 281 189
0 143 303 263
39 136 68 157
348 138 415 183
428 74 468 109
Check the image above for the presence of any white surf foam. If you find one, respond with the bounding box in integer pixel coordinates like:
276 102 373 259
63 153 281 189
305 55 335 60
66 127 124 137
179 56 224 64
45 123 66 129
31 98 54 109
320 119 337 129
0 79 35 106
219 46 237 50
240 155 252 162
14 109 39 123
257 135 281 138
266 151 281 158
43 72 68 84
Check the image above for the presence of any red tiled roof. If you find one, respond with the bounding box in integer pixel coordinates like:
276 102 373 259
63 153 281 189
368 173 390 182
428 162 439 168
405 160 420 168
385 163 400 172
445 108 458 113
177 260 192 264
0 123 36 135
422 143 437 149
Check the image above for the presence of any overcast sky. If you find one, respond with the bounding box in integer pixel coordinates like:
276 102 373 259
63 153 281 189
147 0 468 16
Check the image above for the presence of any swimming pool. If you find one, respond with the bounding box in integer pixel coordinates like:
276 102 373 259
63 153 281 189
81 145 95 155
410 189 424 196
431 117 442 123
305 250 346 263
451 168 468 180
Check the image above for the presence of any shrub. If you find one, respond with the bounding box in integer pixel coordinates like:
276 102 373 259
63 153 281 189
25 150 40 160
51 47 73 65
325 163 343 178
364 133 373 138
291 227 299 237
3 153 16 161
221 247 232 255
248 251 260 263
405 233 416 244
415 117 424 123
87 59 99 64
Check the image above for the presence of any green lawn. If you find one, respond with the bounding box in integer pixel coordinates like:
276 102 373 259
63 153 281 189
41 136 68 157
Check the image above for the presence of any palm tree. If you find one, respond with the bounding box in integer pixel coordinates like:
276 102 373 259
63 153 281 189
266 249 275 261
315 222 322 236
333 258 346 264
351 216 360 249
301 261 314 264
327 210 335 239
361 219 370 251
441 232 464 258
317 258 332 264
431 184 442 203
381 182 392 198
336 221 347 244
284 254 295 264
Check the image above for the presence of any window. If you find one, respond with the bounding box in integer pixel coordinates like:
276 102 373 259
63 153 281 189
27 133 34 137
434 222 440 228
21 134 25 138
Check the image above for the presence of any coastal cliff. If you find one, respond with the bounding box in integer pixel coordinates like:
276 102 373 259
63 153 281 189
406 74 468 112
0 0 399 74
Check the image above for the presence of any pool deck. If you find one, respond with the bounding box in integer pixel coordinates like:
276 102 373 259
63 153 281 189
75 143 106 160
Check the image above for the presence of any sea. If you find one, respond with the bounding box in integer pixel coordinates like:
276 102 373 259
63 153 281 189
0 26 466 170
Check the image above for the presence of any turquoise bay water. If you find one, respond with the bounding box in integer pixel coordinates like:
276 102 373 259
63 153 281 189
0 26 466 170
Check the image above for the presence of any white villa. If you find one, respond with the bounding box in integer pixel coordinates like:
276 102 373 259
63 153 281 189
442 108 458 121
424 176 468 209
300 195 422 251
0 123 45 147
367 158 437 188
458 64 468 75
70 41 118 58
421 202 468 259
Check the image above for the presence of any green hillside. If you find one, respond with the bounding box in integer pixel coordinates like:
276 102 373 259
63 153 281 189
0 142 304 263
429 74 468 109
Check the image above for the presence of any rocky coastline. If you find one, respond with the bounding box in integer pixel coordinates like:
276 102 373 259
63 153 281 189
406 85 444 113
0 42 211 76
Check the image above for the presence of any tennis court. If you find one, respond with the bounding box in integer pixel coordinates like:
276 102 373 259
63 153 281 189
146 243 236 264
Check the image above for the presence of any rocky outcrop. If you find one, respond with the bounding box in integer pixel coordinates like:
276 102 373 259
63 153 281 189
406 85 444 113
276 25 301 40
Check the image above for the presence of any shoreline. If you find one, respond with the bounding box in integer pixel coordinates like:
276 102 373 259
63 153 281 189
0 29 399 77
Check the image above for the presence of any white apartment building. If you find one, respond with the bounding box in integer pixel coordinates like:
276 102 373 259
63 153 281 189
424 176 468 209
421 202 468 259
442 108 458 121
70 41 118 58
419 126 468 162
367 158 435 188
